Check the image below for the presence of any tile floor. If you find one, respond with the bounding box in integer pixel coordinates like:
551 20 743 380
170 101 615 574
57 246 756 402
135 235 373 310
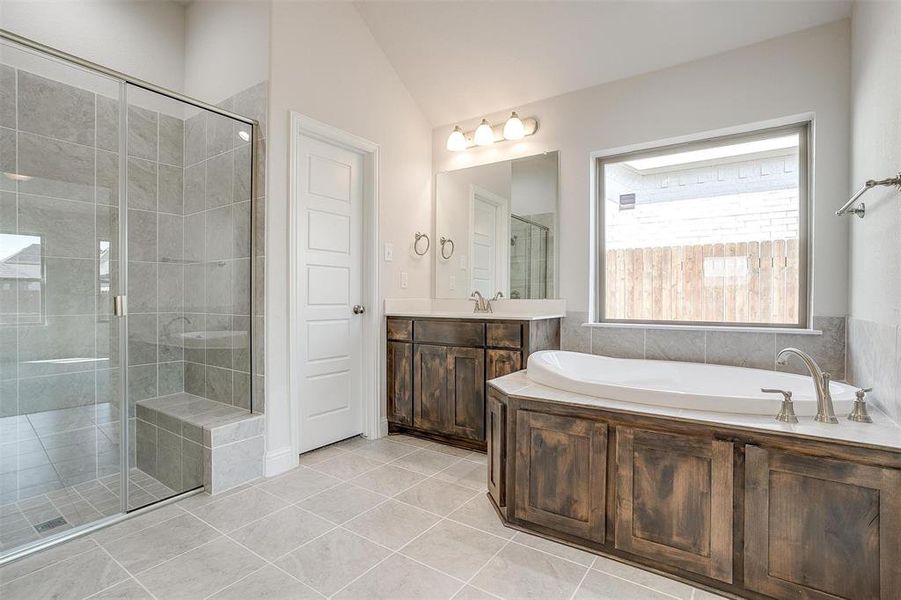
0 469 177 552
1 403 181 552
1 405 123 503
0 434 727 600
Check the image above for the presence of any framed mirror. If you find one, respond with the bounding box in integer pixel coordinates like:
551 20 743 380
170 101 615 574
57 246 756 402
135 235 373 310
434 151 558 299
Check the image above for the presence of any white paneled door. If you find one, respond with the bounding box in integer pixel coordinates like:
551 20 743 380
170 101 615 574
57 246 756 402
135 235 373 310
296 133 364 452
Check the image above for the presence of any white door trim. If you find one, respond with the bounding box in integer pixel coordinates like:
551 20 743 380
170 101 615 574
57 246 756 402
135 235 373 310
288 112 381 460
469 184 510 297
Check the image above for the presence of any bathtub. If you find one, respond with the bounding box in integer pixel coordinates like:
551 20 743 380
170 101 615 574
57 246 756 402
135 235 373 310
526 350 857 416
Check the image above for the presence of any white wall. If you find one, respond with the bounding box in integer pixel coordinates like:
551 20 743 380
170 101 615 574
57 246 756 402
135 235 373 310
848 1 900 327
432 20 851 318
846 0 901 420
265 1 433 470
512 153 557 216
184 0 270 104
0 0 186 93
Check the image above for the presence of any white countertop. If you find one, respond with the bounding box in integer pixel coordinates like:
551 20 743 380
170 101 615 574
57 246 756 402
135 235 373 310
490 370 901 453
384 298 565 321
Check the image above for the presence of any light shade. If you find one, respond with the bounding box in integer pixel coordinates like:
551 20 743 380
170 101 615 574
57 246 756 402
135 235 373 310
474 119 495 146
446 126 468 151
503 112 525 140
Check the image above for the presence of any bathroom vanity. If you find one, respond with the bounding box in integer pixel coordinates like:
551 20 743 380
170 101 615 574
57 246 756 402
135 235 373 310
385 308 561 450
487 371 901 600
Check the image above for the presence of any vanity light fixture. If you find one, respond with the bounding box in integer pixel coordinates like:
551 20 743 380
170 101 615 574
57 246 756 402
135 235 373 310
503 112 525 140
446 114 539 151
474 119 495 146
446 126 468 151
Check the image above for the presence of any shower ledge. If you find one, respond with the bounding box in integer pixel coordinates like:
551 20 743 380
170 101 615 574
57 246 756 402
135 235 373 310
136 393 264 495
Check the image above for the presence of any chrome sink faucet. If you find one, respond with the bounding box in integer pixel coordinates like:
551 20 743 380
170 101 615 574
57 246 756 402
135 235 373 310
775 347 838 423
470 291 504 313
470 291 489 313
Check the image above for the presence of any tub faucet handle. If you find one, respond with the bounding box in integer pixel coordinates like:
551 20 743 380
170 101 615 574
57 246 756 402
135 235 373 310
761 388 798 424
848 387 874 423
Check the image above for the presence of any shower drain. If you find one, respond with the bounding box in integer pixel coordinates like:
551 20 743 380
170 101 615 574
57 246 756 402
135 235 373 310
34 517 67 533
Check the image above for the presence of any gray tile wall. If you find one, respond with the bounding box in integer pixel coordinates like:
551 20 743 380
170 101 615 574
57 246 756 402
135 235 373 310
0 66 123 422
847 317 900 422
181 82 266 413
562 311 846 379
0 66 267 425
124 102 188 413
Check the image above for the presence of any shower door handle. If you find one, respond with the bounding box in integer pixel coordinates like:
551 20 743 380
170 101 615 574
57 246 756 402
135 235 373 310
113 295 128 317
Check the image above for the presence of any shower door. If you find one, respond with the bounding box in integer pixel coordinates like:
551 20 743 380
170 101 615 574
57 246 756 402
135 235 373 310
0 39 127 554
0 32 255 561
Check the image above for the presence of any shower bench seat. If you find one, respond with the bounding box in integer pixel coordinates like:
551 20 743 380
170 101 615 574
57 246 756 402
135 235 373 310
136 393 264 495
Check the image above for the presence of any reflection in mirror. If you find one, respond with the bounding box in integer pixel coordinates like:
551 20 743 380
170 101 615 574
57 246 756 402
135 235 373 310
435 151 557 299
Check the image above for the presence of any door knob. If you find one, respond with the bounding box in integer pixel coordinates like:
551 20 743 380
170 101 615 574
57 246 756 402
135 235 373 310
353 305 366 315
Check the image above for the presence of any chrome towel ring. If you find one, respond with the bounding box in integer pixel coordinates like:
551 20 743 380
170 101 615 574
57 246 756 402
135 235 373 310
440 236 455 260
413 232 430 256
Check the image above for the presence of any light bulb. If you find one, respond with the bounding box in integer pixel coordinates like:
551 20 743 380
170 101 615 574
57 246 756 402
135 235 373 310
446 126 468 151
503 112 525 140
474 119 495 146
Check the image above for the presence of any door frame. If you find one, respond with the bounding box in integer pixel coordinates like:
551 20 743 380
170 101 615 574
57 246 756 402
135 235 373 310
468 184 510 297
288 112 381 458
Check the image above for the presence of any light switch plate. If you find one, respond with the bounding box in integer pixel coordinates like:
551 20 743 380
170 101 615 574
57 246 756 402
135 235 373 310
384 242 394 262
449 274 456 290
400 271 408 289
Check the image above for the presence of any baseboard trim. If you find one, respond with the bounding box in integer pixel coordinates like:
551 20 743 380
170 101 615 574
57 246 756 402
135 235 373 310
378 418 389 438
264 446 298 477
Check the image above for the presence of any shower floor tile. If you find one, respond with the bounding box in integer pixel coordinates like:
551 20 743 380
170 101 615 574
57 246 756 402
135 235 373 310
0 434 726 600
0 467 177 553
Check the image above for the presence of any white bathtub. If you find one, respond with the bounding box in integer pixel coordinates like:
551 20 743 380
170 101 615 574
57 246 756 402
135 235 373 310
526 350 857 416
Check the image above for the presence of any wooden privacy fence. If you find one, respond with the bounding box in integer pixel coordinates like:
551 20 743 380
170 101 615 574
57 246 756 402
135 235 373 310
605 239 800 324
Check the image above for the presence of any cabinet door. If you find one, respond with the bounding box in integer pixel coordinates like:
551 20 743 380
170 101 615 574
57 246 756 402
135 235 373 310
514 411 607 542
745 446 901 600
487 391 506 507
615 429 733 582
413 344 447 432
387 341 412 425
445 347 485 440
486 349 522 380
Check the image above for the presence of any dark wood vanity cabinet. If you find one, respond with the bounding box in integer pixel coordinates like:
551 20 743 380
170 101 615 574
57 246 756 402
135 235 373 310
744 446 901 600
488 392 901 600
386 316 560 449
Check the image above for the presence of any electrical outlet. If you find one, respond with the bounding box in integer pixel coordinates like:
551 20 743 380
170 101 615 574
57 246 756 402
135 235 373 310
384 242 394 262
400 271 408 289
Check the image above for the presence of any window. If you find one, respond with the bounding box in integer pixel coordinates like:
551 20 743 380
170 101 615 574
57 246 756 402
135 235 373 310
597 123 809 327
0 234 44 325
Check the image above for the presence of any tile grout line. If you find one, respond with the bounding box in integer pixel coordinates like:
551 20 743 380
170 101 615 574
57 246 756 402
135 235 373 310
566 555 597 600
92 544 160 600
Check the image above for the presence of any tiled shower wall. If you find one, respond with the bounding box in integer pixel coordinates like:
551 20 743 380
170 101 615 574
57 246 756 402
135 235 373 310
0 65 266 420
562 312 846 379
0 67 126 420
182 82 266 413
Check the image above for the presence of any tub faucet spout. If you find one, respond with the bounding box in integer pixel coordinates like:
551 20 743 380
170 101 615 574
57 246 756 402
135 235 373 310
775 347 838 423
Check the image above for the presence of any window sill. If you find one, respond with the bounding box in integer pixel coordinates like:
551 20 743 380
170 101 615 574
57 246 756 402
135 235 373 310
583 322 823 336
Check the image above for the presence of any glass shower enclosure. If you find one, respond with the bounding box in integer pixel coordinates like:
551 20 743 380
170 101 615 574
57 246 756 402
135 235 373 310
0 31 255 560
509 214 550 299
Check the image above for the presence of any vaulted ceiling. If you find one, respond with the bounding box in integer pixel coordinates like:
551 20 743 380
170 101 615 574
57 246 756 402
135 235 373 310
354 0 851 126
